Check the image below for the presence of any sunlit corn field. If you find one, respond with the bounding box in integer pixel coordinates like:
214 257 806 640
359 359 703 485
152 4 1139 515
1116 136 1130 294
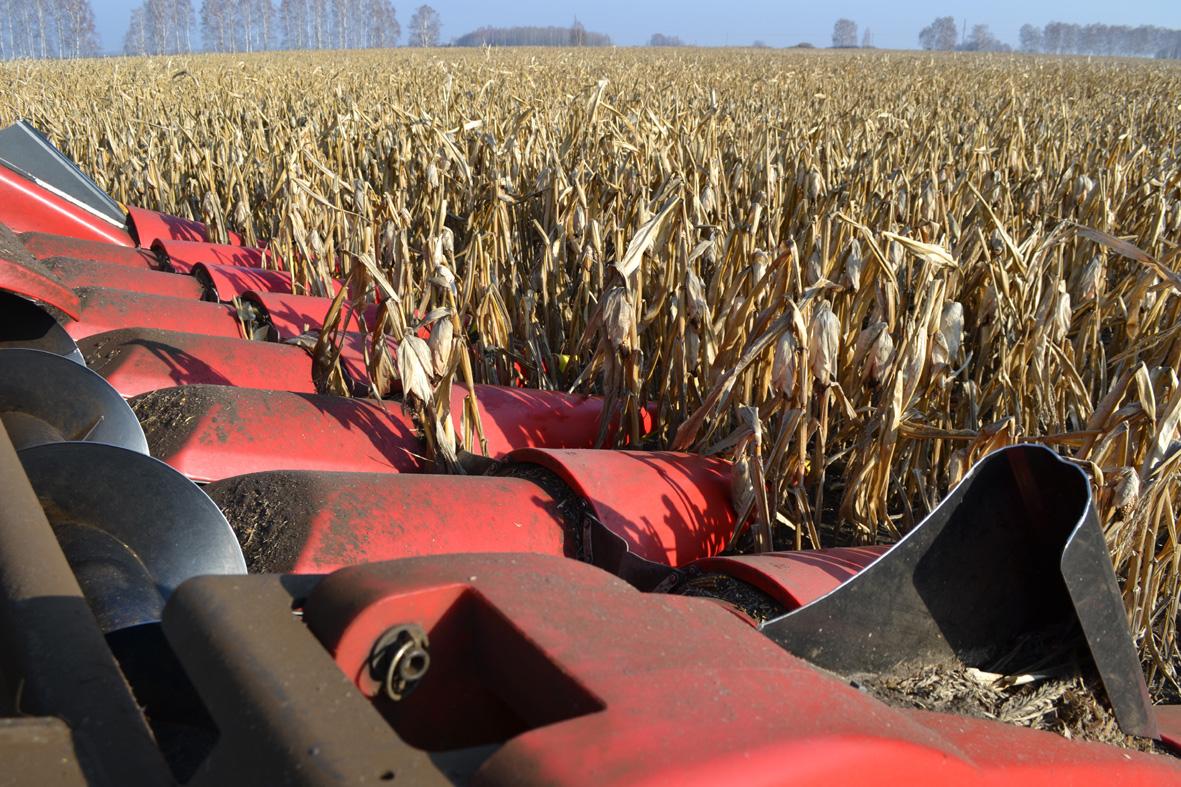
2 48 1181 694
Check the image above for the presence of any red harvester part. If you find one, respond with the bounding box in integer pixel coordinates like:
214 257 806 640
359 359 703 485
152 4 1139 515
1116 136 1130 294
80 328 317 398
0 227 81 318
204 471 573 573
0 163 133 246
459 385 654 455
194 262 303 301
126 205 242 248
131 385 426 482
691 547 887 612
242 291 362 339
63 287 242 341
283 553 1181 785
154 237 268 273
505 447 730 587
40 256 203 300
132 383 644 481
20 231 160 267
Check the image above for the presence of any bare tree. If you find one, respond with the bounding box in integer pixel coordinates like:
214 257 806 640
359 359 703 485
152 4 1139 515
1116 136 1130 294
831 18 857 48
279 0 306 49
861 27 874 48
366 0 400 48
959 24 1008 52
52 0 99 57
918 16 957 50
124 4 148 54
201 0 234 52
1018 23 1042 53
648 33 684 47
407 4 439 47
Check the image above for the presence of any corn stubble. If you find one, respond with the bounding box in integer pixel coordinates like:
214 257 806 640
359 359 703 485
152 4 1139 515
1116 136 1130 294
3 48 1181 697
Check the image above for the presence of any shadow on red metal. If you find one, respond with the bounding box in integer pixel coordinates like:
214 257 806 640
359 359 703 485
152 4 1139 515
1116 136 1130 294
80 328 316 398
194 263 298 301
127 206 242 248
130 385 426 482
242 291 361 339
153 237 267 273
505 447 732 578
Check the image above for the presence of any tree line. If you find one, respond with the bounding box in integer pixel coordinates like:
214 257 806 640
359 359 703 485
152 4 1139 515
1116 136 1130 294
454 21 610 48
0 0 99 59
915 16 1181 58
1017 22 1181 58
127 0 435 55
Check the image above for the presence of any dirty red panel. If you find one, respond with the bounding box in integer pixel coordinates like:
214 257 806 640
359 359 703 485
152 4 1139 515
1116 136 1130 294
127 206 242 248
130 385 426 482
455 385 654 458
154 238 267 273
244 291 360 340
0 164 133 246
305 554 1180 785
20 232 160 268
0 254 80 319
41 257 202 300
203 472 569 573
505 448 732 566
194 263 296 301
693 547 887 612
80 328 316 398
63 287 242 341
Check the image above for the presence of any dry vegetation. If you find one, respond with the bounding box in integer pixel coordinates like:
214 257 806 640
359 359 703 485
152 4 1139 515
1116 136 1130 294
2 48 1180 696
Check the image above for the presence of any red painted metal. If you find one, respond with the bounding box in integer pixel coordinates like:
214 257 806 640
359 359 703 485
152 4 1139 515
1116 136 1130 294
305 553 1181 785
193 263 299 300
131 385 426 482
243 291 361 339
64 287 242 341
20 232 160 268
0 164 133 246
693 547 887 612
40 257 202 300
126 206 242 248
460 385 655 457
80 328 316 398
0 255 80 319
505 448 732 565
1159 705 1181 753
203 472 570 573
153 238 266 273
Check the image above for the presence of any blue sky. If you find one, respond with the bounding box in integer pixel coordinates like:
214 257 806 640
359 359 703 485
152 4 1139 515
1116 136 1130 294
90 0 1181 54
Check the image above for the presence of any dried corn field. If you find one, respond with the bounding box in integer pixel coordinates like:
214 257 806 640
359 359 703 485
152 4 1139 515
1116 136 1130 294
3 48 1181 696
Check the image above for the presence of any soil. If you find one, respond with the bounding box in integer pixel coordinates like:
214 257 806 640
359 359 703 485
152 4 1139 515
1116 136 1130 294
490 461 588 560
131 386 236 460
849 659 1166 754
674 571 788 624
204 471 315 573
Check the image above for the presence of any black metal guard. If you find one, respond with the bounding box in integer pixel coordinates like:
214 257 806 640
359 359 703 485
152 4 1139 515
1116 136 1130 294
760 444 1157 739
